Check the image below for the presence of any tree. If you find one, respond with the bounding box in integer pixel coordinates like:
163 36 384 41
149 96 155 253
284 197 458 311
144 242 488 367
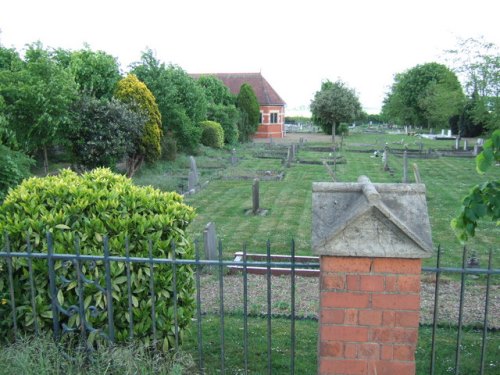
446 37 500 133
131 49 207 151
236 83 260 141
310 79 362 135
0 42 78 174
451 129 499 242
382 63 464 128
68 46 121 99
0 97 32 201
114 74 162 177
67 96 145 170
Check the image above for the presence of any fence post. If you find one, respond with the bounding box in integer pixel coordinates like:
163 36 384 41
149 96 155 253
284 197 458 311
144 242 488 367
312 176 433 375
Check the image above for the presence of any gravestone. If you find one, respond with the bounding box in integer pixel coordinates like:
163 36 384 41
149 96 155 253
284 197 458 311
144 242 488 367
448 129 452 137
252 178 260 214
463 140 468 151
413 163 422 183
299 137 304 146
403 150 408 183
204 222 217 261
455 138 460 150
382 147 389 171
188 156 199 191
473 144 479 156
231 148 237 166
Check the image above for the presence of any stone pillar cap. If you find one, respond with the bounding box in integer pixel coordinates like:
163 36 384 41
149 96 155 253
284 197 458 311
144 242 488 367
312 176 433 258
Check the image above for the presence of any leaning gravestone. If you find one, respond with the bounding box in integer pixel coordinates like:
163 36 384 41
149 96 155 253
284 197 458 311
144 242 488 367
204 222 217 261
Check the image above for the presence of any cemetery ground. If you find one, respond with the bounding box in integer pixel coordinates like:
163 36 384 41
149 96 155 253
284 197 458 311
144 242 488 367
9 130 498 374
135 130 499 374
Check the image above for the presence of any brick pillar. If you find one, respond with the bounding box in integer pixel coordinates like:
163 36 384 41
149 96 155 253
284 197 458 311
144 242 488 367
312 177 433 375
319 256 421 375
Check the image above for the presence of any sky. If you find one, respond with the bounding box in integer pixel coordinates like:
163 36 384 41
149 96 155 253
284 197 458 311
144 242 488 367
1 0 499 116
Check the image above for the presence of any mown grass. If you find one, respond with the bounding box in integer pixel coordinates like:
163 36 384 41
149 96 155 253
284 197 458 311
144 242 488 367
181 315 500 374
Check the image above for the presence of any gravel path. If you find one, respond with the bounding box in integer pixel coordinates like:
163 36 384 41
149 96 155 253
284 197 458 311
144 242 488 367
198 274 499 328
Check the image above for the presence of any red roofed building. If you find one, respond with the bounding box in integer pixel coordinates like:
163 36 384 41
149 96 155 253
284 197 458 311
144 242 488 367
192 73 286 139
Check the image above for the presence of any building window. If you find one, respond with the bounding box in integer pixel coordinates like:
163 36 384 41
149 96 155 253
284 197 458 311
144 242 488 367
259 112 263 124
270 113 278 124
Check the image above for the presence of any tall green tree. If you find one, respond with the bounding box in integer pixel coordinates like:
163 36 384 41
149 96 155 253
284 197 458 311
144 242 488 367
310 79 362 135
68 47 121 99
0 42 77 174
382 63 464 128
236 83 260 142
131 49 207 151
114 74 162 177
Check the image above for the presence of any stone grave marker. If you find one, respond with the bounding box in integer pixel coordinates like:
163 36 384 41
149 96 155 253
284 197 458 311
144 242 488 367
463 140 468 151
455 138 460 150
231 148 237 166
188 156 199 192
252 178 260 214
403 150 408 183
204 222 217 261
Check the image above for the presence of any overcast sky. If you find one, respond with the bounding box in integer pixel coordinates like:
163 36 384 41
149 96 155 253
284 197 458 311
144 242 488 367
1 0 499 115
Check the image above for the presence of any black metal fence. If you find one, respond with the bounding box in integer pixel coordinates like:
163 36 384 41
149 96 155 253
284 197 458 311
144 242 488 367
0 235 498 374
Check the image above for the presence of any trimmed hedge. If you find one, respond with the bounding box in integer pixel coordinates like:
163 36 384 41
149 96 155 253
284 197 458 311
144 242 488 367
0 168 196 350
200 120 224 149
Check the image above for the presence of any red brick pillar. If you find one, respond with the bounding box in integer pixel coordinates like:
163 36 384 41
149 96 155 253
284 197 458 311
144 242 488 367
319 257 422 375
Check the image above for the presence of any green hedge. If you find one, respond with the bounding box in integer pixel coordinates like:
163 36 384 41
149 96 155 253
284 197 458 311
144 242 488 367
0 168 196 350
200 120 224 149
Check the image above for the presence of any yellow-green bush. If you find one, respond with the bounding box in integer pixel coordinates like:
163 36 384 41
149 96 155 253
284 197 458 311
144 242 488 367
200 120 224 149
0 168 195 350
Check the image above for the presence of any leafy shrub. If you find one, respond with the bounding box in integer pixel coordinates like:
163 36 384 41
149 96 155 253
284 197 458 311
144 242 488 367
200 121 224 149
0 168 196 350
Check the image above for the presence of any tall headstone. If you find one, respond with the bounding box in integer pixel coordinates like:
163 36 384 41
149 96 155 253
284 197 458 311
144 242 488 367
188 156 199 191
455 137 460 150
403 150 408 183
473 144 479 156
204 222 217 261
231 148 237 166
448 129 452 137
252 178 260 214
382 147 389 171
463 140 468 151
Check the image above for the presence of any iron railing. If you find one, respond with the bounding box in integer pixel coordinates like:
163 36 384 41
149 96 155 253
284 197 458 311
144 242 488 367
0 235 498 374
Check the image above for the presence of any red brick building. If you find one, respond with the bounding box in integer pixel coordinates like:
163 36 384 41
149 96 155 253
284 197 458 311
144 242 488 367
192 73 286 139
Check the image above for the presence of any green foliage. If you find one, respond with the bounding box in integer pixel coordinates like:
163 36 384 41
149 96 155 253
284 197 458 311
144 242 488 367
452 130 500 241
67 96 145 170
131 50 207 151
382 62 464 128
0 168 196 350
200 120 224 149
0 42 78 167
0 98 33 201
197 75 235 106
114 74 163 176
236 83 260 141
206 103 239 144
69 47 121 99
161 131 178 161
310 79 362 134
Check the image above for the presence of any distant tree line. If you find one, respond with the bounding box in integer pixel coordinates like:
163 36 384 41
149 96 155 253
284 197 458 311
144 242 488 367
0 43 261 197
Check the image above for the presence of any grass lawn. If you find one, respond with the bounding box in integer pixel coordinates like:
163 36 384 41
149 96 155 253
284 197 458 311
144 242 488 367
138 131 500 268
